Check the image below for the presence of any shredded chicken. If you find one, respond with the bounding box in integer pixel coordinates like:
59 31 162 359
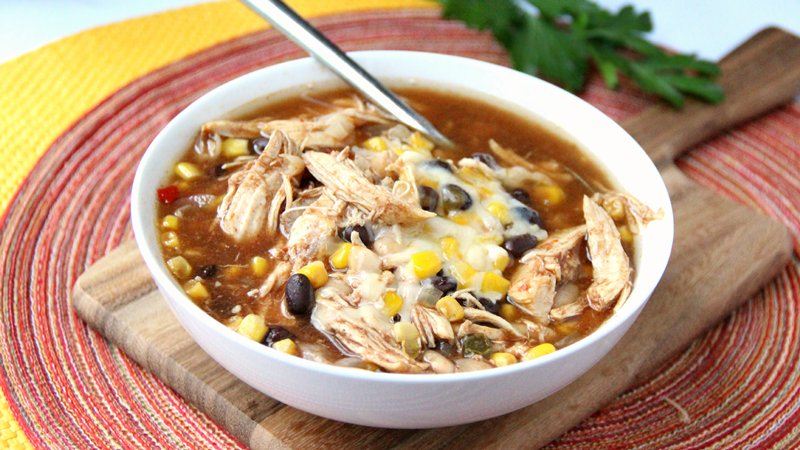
286 193 343 270
488 139 555 186
216 131 304 241
521 319 556 343
386 157 421 207
278 186 325 237
411 305 455 348
353 147 398 181
311 293 428 373
303 150 435 224
258 261 291 296
593 192 663 234
508 225 586 322
549 298 588 321
457 320 506 341
261 105 388 150
195 120 266 156
584 196 632 311
463 307 525 338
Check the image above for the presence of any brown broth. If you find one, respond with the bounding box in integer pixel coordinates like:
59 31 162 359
158 86 623 365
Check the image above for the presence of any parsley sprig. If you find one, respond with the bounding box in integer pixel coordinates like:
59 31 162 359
438 0 724 107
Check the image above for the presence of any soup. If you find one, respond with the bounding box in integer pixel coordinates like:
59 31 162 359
155 87 660 373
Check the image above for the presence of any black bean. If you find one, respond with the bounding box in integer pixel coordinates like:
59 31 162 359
338 224 374 248
418 186 439 212
426 275 457 294
424 159 453 172
392 314 402 323
250 137 270 155
503 234 539 258
263 326 293 346
436 340 455 356
198 265 218 279
298 168 316 188
213 164 227 177
472 153 498 168
478 297 500 315
510 188 531 206
514 206 544 228
285 274 314 315
441 184 473 212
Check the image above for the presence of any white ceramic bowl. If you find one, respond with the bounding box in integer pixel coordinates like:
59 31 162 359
131 51 673 428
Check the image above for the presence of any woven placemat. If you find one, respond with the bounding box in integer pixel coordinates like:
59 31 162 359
1 2 799 448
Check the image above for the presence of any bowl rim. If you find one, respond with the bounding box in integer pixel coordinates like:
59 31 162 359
131 50 674 383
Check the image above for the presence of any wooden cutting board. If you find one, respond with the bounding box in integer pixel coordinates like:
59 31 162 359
72 28 800 449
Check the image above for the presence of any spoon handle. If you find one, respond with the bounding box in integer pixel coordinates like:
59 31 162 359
240 0 453 146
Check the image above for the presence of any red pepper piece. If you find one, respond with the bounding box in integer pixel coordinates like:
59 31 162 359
157 185 180 204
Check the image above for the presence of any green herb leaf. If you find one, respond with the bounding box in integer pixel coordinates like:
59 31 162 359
436 0 724 107
509 16 589 92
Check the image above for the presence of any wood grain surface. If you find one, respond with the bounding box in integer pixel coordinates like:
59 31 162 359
72 28 799 449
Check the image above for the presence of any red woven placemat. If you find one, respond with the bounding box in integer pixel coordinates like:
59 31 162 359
1 9 798 449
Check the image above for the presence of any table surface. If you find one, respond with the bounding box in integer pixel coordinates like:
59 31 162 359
2 0 800 63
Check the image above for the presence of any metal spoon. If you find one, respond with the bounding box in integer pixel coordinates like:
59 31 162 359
239 0 453 147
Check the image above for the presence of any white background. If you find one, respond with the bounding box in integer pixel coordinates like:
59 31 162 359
1 1 799 63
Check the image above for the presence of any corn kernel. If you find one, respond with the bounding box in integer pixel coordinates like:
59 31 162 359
161 214 179 230
523 343 556 361
330 243 352 269
436 296 464 322
162 231 180 249
481 272 511 294
409 250 442 279
237 313 269 342
458 166 489 184
477 234 504 245
251 256 268 277
392 144 417 156
451 261 477 287
176 180 190 192
490 352 517 367
486 201 511 224
555 320 579 335
184 280 210 301
382 291 403 317
166 256 192 278
362 136 388 152
490 247 510 271
408 131 434 151
618 225 634 244
393 322 421 357
211 195 224 207
224 265 243 277
419 178 439 190
221 138 250 158
273 338 300 356
227 315 243 330
606 201 626 221
450 212 475 225
297 260 328 288
533 184 566 206
477 186 494 199
499 303 520 322
361 361 380 371
440 236 461 260
174 162 203 180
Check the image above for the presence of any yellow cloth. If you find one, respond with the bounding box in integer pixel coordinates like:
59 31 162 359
0 0 432 446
